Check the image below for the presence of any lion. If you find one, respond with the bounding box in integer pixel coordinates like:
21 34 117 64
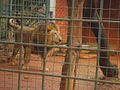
9 19 62 70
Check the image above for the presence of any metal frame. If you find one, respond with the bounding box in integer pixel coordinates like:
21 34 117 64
0 0 120 90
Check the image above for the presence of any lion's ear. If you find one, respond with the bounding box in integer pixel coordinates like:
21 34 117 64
47 22 60 32
47 24 53 31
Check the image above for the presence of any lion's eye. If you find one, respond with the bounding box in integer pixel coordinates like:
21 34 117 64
48 30 52 34
54 32 57 35
55 32 58 36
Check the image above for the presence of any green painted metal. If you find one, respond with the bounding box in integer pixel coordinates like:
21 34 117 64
94 0 104 89
41 0 50 89
0 0 120 90
0 1 6 38
67 0 76 90
0 0 2 14
0 0 49 90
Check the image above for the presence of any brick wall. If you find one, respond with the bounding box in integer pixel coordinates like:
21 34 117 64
56 0 120 49
55 0 68 43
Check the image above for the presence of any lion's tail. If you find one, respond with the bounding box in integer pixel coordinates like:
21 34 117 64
9 19 20 29
9 19 36 32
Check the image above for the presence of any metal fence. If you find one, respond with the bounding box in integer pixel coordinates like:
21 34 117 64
0 0 120 90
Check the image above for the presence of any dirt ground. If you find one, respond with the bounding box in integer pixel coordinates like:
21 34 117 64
0 45 120 90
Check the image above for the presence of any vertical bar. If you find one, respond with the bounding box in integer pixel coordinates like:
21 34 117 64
118 1 120 48
67 0 75 89
0 0 2 34
60 0 84 90
64 0 75 89
41 0 50 90
94 0 104 90
18 0 24 90
74 0 85 89
60 0 75 90
107 0 111 57
7 0 12 39
0 0 3 15
8 0 13 16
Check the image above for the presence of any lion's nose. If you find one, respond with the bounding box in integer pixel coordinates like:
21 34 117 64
59 39 62 42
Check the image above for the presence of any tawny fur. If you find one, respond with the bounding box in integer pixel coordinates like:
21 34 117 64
9 19 62 70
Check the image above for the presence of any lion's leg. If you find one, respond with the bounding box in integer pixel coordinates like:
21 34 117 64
40 54 49 71
9 45 20 65
23 46 31 70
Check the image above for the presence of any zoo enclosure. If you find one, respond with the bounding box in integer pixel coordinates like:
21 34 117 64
0 0 120 90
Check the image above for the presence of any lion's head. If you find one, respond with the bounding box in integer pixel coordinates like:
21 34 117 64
35 22 62 45
47 22 62 45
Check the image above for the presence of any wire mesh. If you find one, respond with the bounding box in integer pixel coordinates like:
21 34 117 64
0 0 120 90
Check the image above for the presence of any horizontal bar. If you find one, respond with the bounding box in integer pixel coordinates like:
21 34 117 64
0 68 119 85
0 15 120 23
1 41 120 53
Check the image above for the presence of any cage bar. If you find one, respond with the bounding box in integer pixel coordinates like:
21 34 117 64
0 0 120 90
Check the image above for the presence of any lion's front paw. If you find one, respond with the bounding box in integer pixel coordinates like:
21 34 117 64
22 64 30 70
40 67 49 71
45 67 49 71
9 60 18 66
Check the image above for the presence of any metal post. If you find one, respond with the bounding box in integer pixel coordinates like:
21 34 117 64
94 0 104 89
18 0 24 90
0 0 3 15
41 0 50 90
60 0 85 90
60 0 75 89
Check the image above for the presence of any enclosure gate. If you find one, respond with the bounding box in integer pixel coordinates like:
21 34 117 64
0 0 120 90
